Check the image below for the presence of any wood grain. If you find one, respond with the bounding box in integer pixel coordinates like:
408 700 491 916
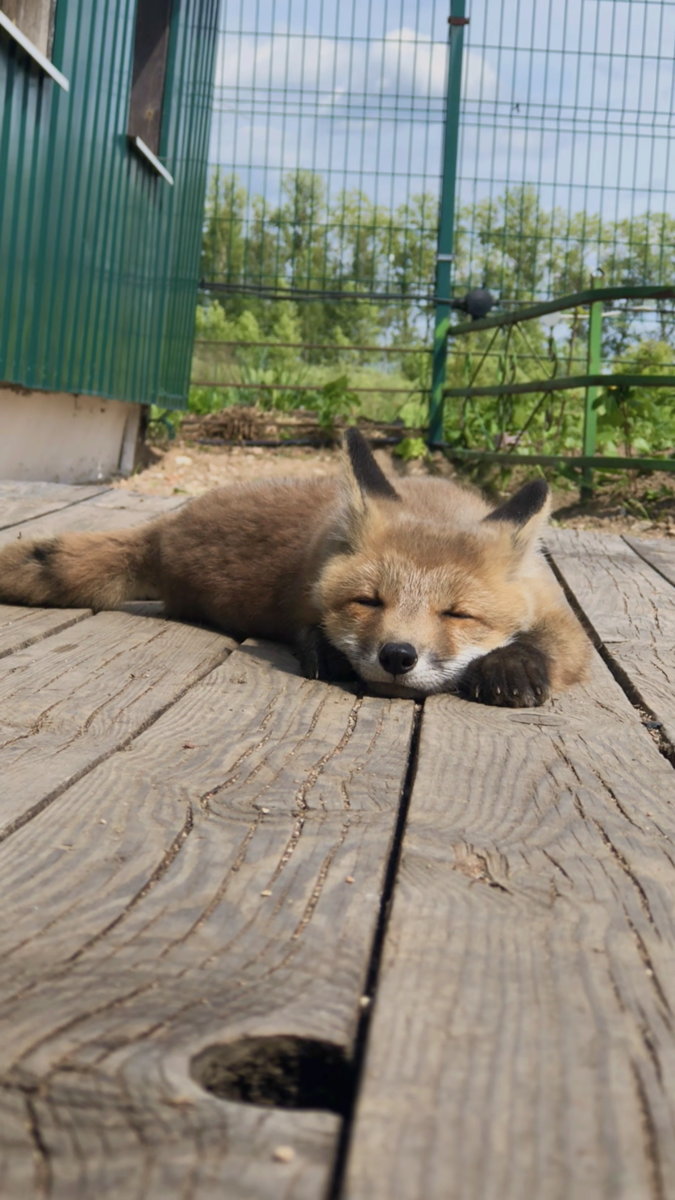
345 654 675 1200
0 610 234 837
0 641 415 1198
0 481 110 531
547 528 675 643
547 528 675 744
6 486 675 1198
625 534 675 590
0 488 183 549
0 604 91 660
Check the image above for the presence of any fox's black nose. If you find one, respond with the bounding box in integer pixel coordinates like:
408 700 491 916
379 642 418 675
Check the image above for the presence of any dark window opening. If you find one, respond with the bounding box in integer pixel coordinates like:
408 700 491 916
1 0 57 57
127 0 172 158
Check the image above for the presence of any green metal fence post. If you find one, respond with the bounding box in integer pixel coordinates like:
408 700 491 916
581 274 604 499
428 0 467 446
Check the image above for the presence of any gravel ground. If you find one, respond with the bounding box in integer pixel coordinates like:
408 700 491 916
115 437 675 538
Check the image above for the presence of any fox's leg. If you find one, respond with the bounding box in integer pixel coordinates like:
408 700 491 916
456 632 550 708
456 604 590 708
296 626 359 683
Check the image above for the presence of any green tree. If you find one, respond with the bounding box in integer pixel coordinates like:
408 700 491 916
597 339 675 456
549 209 601 296
465 186 551 301
200 170 247 313
385 193 438 346
598 213 675 355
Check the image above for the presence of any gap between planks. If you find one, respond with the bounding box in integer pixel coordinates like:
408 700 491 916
0 482 112 532
0 637 416 1200
0 486 185 549
624 534 675 592
0 610 235 841
343 650 675 1200
546 528 675 748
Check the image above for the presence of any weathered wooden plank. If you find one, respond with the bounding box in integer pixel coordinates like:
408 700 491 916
0 488 183 549
0 481 111 531
0 641 415 1198
345 654 675 1200
0 604 91 660
547 528 675 743
0 1089 36 1199
547 528 675 643
625 534 675 590
0 610 234 837
82 489 186 515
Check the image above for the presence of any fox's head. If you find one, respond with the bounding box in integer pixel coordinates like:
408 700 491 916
314 429 553 696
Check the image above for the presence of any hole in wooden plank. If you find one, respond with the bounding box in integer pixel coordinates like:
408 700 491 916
191 1036 353 1115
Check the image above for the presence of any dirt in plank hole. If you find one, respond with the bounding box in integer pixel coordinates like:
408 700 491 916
115 435 675 537
190 1035 353 1114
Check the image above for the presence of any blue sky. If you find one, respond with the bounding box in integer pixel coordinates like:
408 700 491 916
459 0 675 223
212 0 453 210
210 0 675 223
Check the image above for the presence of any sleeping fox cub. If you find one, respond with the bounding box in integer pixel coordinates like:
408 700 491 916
0 430 588 706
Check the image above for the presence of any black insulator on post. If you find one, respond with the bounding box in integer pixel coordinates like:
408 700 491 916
450 288 496 320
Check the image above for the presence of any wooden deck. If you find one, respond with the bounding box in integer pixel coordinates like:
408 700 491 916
1 481 675 1200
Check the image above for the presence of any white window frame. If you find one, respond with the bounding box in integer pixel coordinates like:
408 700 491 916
0 9 69 90
128 134 174 186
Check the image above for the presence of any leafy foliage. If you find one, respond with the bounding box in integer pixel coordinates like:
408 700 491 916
393 437 428 461
314 376 361 436
596 341 675 456
194 171 675 465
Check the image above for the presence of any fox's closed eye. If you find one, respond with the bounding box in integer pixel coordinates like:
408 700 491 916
442 610 475 620
353 596 383 608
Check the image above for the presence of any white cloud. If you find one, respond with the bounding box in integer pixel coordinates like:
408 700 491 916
463 49 498 102
377 27 447 96
216 33 364 93
378 29 497 101
215 27 497 103
210 24 498 207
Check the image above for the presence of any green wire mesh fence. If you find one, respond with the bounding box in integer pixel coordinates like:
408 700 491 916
432 0 675 487
455 0 675 307
202 0 446 302
195 0 447 423
197 0 675 485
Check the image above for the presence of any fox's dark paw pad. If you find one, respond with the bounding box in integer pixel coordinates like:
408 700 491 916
457 637 550 708
296 626 358 683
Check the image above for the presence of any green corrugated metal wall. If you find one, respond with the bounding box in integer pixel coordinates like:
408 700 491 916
0 0 218 410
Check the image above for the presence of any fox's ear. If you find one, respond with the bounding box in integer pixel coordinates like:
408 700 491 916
484 479 551 553
336 429 400 550
343 429 400 502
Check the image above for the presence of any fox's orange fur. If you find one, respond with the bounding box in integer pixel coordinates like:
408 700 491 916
0 431 589 706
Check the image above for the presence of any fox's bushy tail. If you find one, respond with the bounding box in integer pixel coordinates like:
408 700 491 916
0 525 162 610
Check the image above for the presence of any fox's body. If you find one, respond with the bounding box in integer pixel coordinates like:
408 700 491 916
0 432 589 705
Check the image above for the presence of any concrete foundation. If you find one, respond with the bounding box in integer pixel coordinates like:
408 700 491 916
0 389 142 483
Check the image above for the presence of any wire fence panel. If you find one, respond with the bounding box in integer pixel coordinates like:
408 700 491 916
455 0 675 311
435 0 675 480
206 0 675 314
203 0 452 315
197 0 675 474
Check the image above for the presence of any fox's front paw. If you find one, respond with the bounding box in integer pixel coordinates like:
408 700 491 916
457 635 550 707
296 626 359 683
